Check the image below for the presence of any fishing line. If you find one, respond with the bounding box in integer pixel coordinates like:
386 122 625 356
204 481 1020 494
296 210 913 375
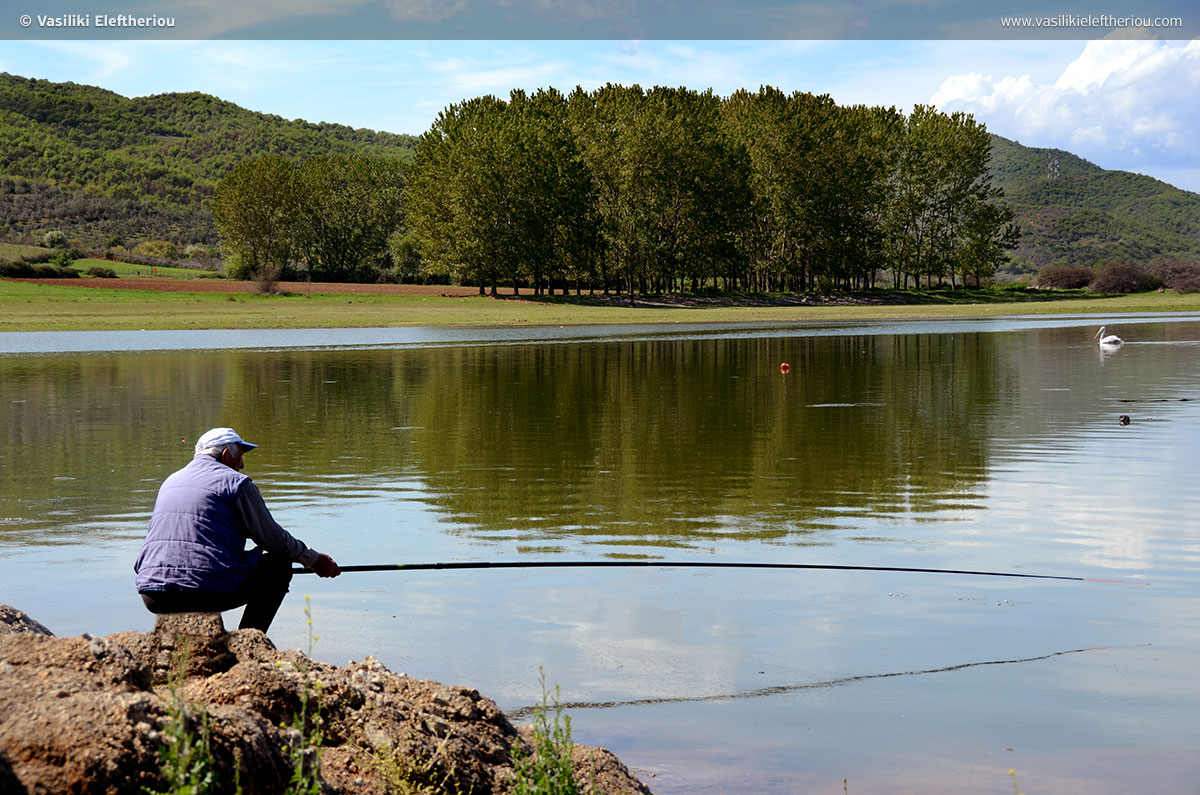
293 559 1148 585
505 643 1151 719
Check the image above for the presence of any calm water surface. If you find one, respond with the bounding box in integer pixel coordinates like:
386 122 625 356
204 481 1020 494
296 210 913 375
2 316 1199 794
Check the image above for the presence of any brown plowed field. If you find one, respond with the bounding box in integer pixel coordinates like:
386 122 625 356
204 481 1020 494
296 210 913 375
10 277 515 296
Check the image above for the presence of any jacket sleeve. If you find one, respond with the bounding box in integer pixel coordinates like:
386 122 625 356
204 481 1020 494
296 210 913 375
233 479 320 568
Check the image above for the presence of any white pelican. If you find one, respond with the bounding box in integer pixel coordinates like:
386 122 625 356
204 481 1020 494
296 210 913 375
1095 326 1123 346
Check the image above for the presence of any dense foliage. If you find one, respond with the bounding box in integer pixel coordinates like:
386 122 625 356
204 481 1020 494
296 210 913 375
408 86 1018 294
212 154 406 282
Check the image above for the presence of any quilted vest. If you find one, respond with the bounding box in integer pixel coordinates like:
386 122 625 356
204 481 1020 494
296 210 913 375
134 455 262 594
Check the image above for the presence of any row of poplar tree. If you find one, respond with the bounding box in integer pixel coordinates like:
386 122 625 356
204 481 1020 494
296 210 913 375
213 85 1019 293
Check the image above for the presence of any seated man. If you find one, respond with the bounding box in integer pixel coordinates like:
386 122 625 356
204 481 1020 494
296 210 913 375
135 427 340 633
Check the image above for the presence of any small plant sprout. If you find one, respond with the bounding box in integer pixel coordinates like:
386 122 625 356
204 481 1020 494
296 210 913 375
1010 768 1025 795
146 643 216 795
511 667 577 795
285 596 324 795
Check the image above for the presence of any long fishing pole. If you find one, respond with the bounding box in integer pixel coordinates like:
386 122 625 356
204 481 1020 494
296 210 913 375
293 559 1148 584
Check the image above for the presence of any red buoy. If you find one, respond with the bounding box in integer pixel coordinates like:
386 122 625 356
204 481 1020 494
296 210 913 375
780 363 791 374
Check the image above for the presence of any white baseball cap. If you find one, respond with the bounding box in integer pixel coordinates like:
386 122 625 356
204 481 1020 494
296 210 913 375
194 427 258 455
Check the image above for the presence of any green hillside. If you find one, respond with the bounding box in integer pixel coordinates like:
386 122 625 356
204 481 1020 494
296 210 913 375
0 73 416 248
989 134 1200 271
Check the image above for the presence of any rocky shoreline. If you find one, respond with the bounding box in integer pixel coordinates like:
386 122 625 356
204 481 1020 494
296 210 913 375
0 604 653 794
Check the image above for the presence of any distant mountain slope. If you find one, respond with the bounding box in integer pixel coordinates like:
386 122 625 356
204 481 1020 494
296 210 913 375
0 73 415 247
989 135 1200 271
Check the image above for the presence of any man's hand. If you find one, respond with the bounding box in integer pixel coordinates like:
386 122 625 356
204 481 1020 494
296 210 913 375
310 553 341 578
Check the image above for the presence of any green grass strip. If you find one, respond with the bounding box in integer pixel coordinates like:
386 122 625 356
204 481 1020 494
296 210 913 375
2 280 1199 332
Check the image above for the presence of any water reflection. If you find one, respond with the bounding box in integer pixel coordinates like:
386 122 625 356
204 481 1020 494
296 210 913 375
2 333 1009 549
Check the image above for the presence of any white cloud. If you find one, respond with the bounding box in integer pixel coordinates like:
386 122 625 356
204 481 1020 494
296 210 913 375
16 41 138 85
931 40 1200 190
1052 38 1157 95
931 72 1037 114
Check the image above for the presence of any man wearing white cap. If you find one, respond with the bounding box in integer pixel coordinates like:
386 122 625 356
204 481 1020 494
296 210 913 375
134 427 340 633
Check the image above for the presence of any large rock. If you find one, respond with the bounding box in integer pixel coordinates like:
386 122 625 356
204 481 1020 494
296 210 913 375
0 605 53 636
0 606 653 794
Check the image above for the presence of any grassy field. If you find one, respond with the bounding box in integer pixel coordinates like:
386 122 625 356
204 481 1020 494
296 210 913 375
3 278 1200 332
0 243 55 260
73 259 219 278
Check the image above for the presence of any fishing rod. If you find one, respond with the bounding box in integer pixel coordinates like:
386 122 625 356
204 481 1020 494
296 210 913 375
293 559 1147 584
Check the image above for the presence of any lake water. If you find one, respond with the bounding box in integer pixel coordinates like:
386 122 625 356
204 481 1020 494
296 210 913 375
3 315 1199 794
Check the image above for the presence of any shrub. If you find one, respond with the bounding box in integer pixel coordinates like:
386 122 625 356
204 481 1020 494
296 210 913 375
254 262 283 295
1088 262 1161 294
49 250 75 269
183 244 216 260
511 668 577 795
223 252 255 280
1037 264 1094 289
29 263 80 278
18 249 55 265
135 240 180 259
387 230 424 284
85 265 118 278
0 260 33 277
1151 259 1200 292
42 230 68 249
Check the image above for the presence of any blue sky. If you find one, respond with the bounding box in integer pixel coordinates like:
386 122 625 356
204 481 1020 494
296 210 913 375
2 38 1198 192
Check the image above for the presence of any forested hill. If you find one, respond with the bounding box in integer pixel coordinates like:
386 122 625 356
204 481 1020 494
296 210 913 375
988 134 1200 271
0 73 416 247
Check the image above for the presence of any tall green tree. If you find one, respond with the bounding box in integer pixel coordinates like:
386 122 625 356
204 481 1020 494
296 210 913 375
955 191 1020 288
640 86 747 293
887 105 954 287
211 154 298 277
407 90 595 295
406 95 511 293
884 105 1018 288
720 87 786 291
567 83 644 294
405 85 1018 295
292 154 405 282
570 84 744 294
820 104 903 290
505 88 594 295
